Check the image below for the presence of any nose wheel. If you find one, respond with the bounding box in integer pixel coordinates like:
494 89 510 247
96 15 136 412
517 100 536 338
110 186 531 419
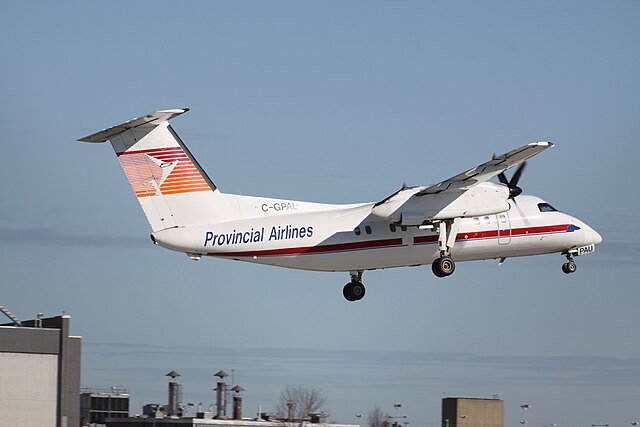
562 254 577 274
343 271 365 302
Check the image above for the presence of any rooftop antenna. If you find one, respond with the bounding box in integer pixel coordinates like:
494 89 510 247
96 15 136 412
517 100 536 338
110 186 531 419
0 305 22 326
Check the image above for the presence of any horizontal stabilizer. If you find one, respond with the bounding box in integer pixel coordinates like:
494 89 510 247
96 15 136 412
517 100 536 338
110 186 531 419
79 109 189 143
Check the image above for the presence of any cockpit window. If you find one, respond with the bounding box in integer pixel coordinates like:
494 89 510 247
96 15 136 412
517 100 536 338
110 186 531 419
538 202 558 212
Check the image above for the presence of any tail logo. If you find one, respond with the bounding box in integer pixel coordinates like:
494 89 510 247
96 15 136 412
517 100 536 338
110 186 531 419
118 147 211 198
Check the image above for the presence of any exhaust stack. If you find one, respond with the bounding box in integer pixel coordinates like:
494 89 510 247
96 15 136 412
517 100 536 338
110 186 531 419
166 370 182 417
231 385 245 420
214 370 229 419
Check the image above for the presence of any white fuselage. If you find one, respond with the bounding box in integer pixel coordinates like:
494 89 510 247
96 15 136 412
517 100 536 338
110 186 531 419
80 110 602 300
152 193 601 273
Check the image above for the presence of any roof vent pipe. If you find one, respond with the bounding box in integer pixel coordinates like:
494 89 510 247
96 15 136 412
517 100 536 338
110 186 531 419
214 370 229 419
166 371 182 417
231 385 245 420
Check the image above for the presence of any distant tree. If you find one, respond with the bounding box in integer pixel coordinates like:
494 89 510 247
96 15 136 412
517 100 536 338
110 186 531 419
275 386 329 420
368 406 390 427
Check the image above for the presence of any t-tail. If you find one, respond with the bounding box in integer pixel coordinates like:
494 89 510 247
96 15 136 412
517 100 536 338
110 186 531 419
79 109 230 232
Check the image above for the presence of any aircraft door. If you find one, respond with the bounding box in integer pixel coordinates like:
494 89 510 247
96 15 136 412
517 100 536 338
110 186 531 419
497 212 511 245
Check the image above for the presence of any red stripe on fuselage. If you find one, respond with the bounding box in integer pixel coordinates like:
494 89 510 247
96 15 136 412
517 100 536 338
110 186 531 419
450 223 570 243
210 224 572 259
414 224 571 245
211 238 404 258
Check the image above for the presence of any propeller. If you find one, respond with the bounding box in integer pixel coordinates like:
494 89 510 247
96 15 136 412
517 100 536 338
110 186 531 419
497 161 527 199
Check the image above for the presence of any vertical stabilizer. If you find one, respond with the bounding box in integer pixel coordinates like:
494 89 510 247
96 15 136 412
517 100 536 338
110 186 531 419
80 109 228 232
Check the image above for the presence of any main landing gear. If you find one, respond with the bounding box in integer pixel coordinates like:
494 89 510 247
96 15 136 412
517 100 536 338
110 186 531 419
431 219 459 278
343 271 365 302
562 253 577 274
432 255 455 277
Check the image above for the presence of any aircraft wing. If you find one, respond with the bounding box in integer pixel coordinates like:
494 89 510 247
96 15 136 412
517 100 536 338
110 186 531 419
371 142 553 223
416 141 553 195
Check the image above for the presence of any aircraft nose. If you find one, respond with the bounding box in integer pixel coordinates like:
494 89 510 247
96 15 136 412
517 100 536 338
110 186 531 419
584 227 603 245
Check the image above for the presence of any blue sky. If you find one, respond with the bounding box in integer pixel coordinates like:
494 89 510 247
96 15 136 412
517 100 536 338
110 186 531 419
1 1 639 426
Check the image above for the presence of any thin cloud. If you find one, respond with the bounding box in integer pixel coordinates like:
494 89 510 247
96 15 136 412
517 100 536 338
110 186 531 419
0 226 148 249
82 342 640 388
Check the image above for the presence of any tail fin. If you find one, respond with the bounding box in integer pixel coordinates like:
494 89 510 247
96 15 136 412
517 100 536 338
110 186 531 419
80 109 227 232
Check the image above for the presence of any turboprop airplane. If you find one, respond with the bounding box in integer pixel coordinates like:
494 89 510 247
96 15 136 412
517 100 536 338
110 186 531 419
79 109 602 302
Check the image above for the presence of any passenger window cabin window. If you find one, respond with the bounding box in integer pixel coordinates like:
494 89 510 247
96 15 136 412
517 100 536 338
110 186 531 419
538 202 558 212
365 225 372 235
354 227 361 236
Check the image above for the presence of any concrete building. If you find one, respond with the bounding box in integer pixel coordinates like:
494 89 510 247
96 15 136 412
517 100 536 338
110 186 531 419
81 388 131 424
0 311 82 427
105 369 355 427
442 397 504 427
106 417 358 427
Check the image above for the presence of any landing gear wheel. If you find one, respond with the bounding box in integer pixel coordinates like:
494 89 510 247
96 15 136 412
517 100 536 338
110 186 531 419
432 260 446 278
343 281 366 302
562 261 577 274
432 256 455 278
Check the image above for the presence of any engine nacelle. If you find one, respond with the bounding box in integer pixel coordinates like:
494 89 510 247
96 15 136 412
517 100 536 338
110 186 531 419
372 182 510 223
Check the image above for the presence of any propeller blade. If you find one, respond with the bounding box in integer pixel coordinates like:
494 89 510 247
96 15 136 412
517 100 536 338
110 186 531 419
497 172 509 186
509 161 527 188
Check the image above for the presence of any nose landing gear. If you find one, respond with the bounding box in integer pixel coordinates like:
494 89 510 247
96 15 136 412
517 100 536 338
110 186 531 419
562 253 577 274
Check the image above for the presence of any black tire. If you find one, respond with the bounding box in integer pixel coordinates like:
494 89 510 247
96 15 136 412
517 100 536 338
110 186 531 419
343 283 356 301
352 282 365 300
432 256 455 278
343 281 365 301
432 259 446 277
562 262 577 274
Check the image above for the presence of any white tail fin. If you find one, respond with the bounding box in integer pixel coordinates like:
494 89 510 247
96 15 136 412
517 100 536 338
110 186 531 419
80 109 229 232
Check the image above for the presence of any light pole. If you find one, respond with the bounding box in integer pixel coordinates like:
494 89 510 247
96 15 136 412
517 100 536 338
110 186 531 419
520 404 531 425
389 404 407 427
